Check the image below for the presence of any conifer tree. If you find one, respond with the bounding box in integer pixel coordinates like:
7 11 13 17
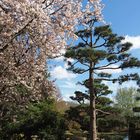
65 20 140 140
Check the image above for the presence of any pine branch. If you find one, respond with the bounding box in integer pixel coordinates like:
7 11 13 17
95 78 117 82
81 36 89 46
97 67 120 70
93 35 100 46
94 60 120 70
79 61 90 67
70 60 79 67
93 38 107 48
96 109 111 115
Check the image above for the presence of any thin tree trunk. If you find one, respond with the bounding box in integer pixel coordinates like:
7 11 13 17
89 66 97 140
89 21 97 140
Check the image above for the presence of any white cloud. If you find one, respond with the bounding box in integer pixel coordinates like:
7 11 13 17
60 81 85 90
62 92 74 101
54 57 74 69
59 82 76 101
60 81 86 101
60 81 76 89
97 64 122 74
123 35 140 49
50 66 76 80
54 56 74 63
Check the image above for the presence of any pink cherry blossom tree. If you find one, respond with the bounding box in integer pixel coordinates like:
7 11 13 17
0 1 103 138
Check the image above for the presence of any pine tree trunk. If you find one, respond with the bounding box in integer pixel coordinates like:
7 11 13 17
89 66 97 140
90 93 97 140
89 22 97 140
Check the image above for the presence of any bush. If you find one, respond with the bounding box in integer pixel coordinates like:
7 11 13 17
1 99 66 140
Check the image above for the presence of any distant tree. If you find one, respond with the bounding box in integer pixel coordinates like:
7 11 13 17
65 21 140 139
115 87 139 118
115 87 140 138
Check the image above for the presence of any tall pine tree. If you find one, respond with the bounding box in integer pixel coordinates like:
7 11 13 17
65 20 140 140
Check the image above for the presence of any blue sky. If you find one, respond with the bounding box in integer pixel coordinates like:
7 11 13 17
49 0 140 101
103 0 140 35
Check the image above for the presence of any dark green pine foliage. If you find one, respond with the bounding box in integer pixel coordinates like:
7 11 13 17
68 80 122 133
65 25 140 97
1 99 66 140
70 79 112 105
65 23 140 139
65 25 140 83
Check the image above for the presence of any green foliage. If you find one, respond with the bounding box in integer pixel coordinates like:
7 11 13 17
65 100 122 133
114 87 140 135
99 133 126 140
96 97 113 106
65 20 140 140
115 87 139 117
16 83 29 95
1 99 66 140
66 16 140 140
70 91 89 104
65 105 90 131
65 24 140 84
94 25 112 37
121 57 140 69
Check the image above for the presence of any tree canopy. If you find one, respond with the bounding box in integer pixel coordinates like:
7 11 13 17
65 22 140 140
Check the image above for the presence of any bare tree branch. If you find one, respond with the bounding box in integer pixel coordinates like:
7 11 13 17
43 0 55 9
96 109 111 115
